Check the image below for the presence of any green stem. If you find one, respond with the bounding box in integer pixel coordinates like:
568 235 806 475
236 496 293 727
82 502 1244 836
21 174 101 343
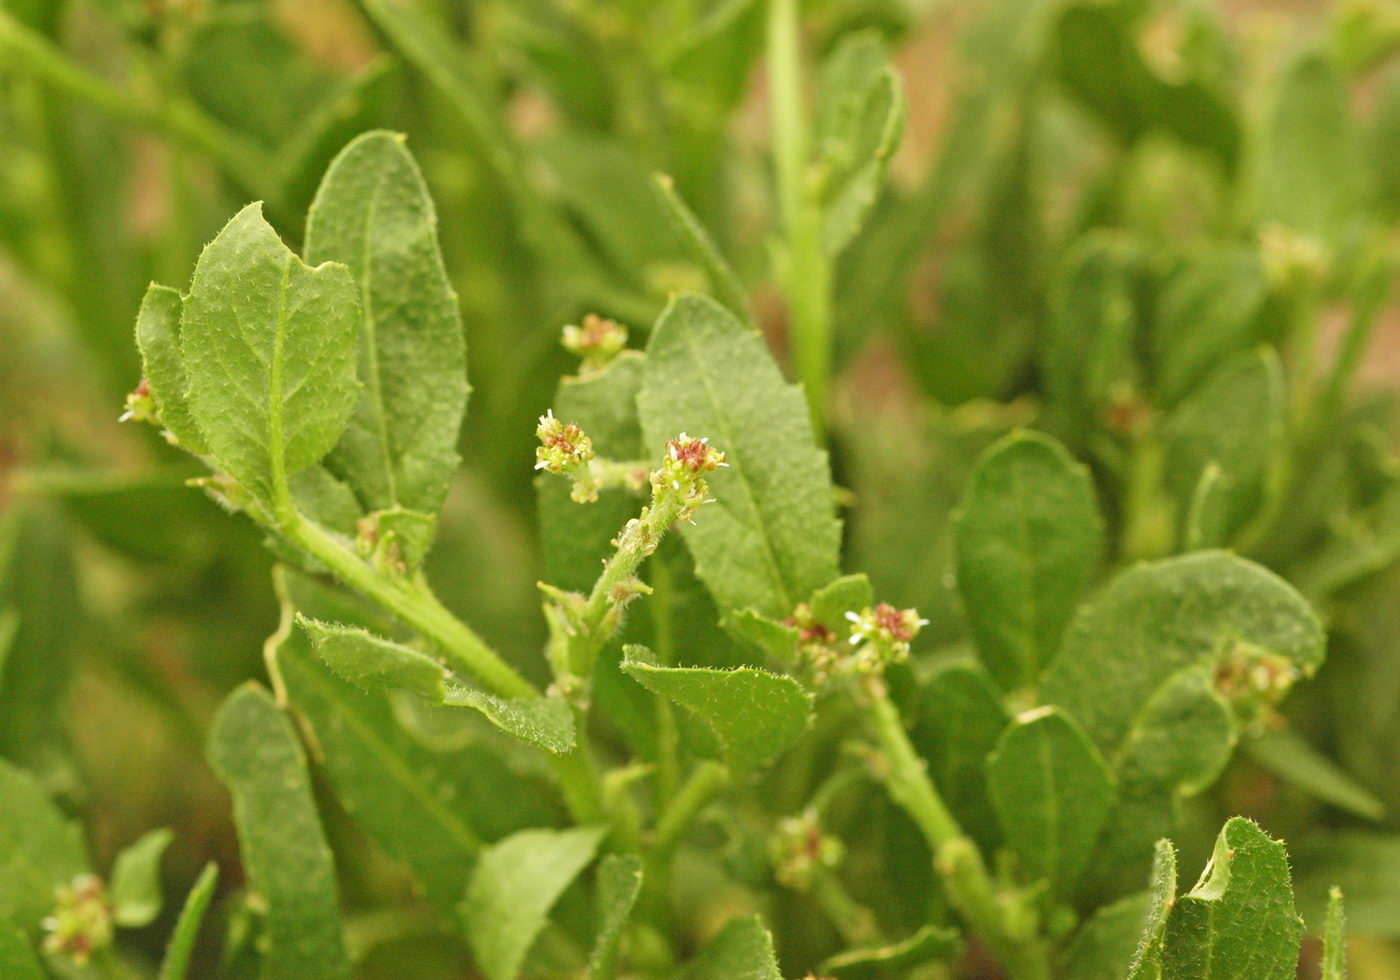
768 0 832 440
808 865 881 947
0 10 275 205
280 512 537 700
866 680 1050 980
650 760 729 859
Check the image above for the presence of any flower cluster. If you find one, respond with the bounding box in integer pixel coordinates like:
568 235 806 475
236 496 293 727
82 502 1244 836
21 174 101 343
535 410 602 502
42 874 112 966
1213 642 1301 734
561 313 628 372
119 377 157 426
785 603 842 685
845 603 928 671
770 812 845 891
652 434 726 524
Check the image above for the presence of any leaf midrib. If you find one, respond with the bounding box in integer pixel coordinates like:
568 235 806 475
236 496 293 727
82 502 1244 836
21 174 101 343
358 168 399 506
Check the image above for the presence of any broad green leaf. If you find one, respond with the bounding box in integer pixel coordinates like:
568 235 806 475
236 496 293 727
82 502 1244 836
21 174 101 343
0 919 42 980
207 683 351 980
814 31 906 256
296 616 575 753
460 825 606 980
589 853 643 976
910 659 1009 855
182 202 360 508
1163 349 1284 545
1323 887 1347 980
298 617 447 701
109 827 172 928
818 923 959 978
1114 666 1235 795
134 282 207 453
683 915 782 980
1040 551 1324 757
621 647 812 772
987 707 1114 896
1126 838 1177 980
158 862 218 980
0 757 87 929
954 431 1102 691
1060 892 1151 980
1259 51 1358 242
538 352 646 593
653 174 750 322
1247 728 1384 821
1160 817 1302 979
1152 247 1268 406
304 131 468 517
723 609 799 662
638 294 841 618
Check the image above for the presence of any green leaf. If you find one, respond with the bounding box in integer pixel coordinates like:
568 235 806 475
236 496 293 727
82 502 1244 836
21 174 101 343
723 608 800 662
1114 666 1235 796
1293 834 1400 939
986 707 1114 896
1247 728 1385 821
1163 349 1284 545
134 282 208 453
0 757 88 929
158 862 218 980
1126 839 1177 980
814 31 906 256
440 682 577 755
1160 817 1302 979
954 430 1102 691
0 919 43 980
296 616 576 753
809 573 874 627
911 659 1009 855
298 616 447 701
684 915 782 980
109 827 173 928
182 202 360 508
1041 550 1324 758
621 647 812 772
818 923 959 978
1060 892 1151 980
207 683 351 980
1323 887 1347 980
1152 247 1268 407
589 853 643 976
652 174 750 322
1259 51 1358 242
638 294 841 618
304 131 468 517
460 825 606 980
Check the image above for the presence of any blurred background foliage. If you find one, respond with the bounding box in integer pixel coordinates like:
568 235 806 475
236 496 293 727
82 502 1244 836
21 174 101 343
3 0 1400 975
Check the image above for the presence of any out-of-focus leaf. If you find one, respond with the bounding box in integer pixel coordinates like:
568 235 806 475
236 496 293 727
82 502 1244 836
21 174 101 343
0 919 42 980
954 430 1102 691
1061 892 1150 980
638 294 841 618
818 923 959 978
0 757 87 929
207 683 351 979
109 827 172 928
157 863 218 980
621 646 811 772
460 825 605 980
1160 817 1302 979
1247 728 1384 821
1294 833 1400 938
589 853 642 976
1163 348 1284 547
987 707 1114 897
683 915 781 980
305 130 468 518
652 174 749 322
813 30 906 256
134 282 208 454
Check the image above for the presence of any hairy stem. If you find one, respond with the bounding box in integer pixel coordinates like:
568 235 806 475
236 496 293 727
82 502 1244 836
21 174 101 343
866 680 1051 980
